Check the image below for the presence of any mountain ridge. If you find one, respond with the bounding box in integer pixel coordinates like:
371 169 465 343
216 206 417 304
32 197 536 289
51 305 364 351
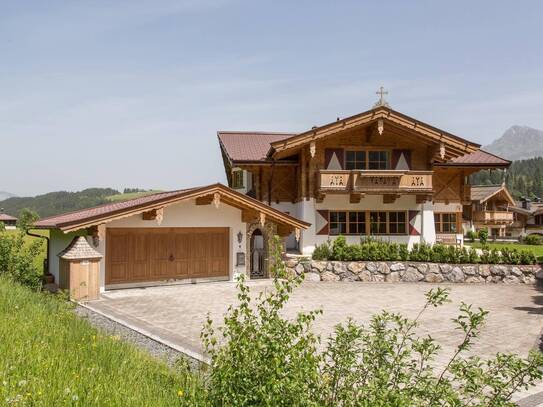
484 125 543 161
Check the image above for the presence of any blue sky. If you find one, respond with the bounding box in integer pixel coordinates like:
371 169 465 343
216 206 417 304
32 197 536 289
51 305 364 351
1 0 543 196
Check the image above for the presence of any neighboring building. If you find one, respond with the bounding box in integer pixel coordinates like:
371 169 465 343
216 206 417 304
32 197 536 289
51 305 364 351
218 100 510 254
35 184 309 291
463 184 516 238
510 198 543 237
0 209 17 230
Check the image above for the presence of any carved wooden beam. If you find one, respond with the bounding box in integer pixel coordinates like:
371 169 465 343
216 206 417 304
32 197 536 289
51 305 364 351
142 209 158 220
195 195 213 205
383 194 400 204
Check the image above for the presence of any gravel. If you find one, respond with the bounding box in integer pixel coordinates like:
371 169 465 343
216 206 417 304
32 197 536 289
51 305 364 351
74 305 202 370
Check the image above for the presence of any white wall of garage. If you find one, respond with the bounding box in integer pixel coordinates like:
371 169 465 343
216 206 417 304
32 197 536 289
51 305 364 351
49 198 248 292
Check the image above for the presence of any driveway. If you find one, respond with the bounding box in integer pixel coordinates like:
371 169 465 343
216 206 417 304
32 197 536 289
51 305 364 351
86 281 543 364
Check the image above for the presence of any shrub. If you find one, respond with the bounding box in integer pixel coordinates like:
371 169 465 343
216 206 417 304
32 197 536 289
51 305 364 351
330 235 349 261
312 241 332 260
524 234 542 245
466 230 477 242
0 223 43 289
478 228 489 245
201 238 543 406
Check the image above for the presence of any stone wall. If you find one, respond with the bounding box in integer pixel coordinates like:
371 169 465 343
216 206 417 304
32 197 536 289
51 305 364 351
284 257 542 284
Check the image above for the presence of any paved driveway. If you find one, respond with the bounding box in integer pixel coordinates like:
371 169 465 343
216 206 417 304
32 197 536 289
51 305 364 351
87 281 543 366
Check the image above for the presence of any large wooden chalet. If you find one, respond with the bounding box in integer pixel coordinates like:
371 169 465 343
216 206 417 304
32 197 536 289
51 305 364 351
219 98 510 254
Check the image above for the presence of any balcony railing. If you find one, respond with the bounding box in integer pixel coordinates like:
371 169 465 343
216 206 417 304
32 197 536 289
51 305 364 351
319 170 433 194
473 211 514 223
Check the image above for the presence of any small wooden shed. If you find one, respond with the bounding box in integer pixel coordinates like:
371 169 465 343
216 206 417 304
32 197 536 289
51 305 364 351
57 236 102 301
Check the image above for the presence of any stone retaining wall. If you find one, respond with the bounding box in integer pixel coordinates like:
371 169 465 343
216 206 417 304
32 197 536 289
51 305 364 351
284 258 542 284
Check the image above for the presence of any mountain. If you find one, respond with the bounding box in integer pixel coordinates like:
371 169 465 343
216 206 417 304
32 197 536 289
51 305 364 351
0 191 16 201
484 125 543 161
0 188 120 218
0 188 161 218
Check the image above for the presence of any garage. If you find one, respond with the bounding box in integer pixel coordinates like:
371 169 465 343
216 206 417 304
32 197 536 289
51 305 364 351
36 183 310 294
106 227 229 285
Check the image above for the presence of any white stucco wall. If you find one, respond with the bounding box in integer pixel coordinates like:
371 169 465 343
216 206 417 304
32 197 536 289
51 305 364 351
49 199 247 292
297 195 440 254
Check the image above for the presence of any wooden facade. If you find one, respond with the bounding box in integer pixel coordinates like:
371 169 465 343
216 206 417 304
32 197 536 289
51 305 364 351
225 120 481 206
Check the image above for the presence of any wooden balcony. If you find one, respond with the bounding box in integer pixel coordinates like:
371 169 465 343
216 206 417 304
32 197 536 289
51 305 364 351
319 170 433 194
473 211 514 224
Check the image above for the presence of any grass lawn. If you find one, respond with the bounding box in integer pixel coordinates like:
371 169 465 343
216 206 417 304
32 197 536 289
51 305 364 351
467 241 543 257
0 277 204 405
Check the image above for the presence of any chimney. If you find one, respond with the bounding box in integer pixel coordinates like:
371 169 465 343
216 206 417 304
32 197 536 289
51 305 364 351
521 197 531 210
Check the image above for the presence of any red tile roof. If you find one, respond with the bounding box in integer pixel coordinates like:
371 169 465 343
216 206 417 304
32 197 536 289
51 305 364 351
442 150 510 167
218 131 295 162
35 188 197 228
34 183 310 232
0 213 17 221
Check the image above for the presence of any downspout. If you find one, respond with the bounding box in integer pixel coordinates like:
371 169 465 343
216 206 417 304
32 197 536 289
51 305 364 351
26 229 51 280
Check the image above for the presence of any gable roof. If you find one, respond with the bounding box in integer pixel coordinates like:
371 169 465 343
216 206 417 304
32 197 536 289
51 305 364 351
218 131 295 163
470 184 515 205
267 105 481 159
34 183 310 233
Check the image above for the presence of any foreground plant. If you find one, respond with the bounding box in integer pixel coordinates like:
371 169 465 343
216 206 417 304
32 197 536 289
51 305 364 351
201 236 543 406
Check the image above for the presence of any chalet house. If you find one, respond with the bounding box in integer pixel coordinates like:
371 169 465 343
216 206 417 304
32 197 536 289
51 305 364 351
510 199 543 237
463 184 516 238
219 99 510 255
33 95 512 294
0 209 17 230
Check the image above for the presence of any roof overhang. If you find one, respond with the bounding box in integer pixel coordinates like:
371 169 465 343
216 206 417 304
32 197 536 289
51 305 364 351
477 186 516 206
35 183 310 233
267 106 481 160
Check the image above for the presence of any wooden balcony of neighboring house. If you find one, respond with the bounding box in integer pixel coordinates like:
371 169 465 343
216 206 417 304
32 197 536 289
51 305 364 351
472 210 514 224
318 170 433 198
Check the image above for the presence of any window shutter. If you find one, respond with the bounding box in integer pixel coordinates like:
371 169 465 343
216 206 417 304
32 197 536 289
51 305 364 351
324 148 344 170
408 210 420 236
392 150 411 170
316 209 329 235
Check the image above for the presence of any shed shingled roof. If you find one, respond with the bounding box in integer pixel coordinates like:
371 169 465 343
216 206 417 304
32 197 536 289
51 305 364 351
57 236 103 260
470 185 504 202
443 150 510 167
0 213 17 221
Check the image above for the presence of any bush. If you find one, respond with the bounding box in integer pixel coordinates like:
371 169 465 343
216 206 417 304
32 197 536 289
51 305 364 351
200 238 543 406
478 228 489 245
312 241 332 261
466 230 477 242
524 234 542 245
0 223 43 289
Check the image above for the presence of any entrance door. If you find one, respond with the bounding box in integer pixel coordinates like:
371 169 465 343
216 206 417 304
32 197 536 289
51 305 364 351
106 227 229 285
250 229 267 279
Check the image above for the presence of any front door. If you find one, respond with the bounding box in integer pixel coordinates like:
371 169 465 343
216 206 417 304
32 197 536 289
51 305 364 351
250 229 267 279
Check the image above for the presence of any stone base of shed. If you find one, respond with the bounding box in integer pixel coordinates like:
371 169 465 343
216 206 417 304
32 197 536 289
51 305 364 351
284 258 541 284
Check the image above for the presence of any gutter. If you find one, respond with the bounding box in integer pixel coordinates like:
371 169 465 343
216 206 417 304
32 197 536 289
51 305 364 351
26 229 52 281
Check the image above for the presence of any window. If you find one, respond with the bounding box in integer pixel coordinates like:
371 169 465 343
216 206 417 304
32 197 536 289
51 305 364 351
370 211 387 234
435 213 457 233
348 211 366 234
389 211 407 234
232 170 244 189
345 151 366 170
536 215 543 225
368 151 389 170
329 211 347 235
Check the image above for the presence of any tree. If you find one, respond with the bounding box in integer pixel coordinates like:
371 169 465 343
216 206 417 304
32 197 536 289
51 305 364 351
16 208 39 232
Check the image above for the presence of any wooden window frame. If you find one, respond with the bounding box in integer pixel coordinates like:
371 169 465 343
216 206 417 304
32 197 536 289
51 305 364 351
434 212 460 234
232 170 244 189
343 148 392 171
328 210 408 236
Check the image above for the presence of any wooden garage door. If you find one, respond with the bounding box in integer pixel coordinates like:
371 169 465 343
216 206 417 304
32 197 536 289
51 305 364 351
106 227 229 285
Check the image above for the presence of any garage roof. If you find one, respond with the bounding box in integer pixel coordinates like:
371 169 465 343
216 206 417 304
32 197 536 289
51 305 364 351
34 183 310 233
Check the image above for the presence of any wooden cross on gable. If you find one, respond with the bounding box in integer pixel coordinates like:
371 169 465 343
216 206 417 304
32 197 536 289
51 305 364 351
374 86 390 107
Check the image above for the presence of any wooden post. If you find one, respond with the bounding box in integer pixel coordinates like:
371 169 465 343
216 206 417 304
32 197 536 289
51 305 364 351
308 146 315 200
300 148 307 200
